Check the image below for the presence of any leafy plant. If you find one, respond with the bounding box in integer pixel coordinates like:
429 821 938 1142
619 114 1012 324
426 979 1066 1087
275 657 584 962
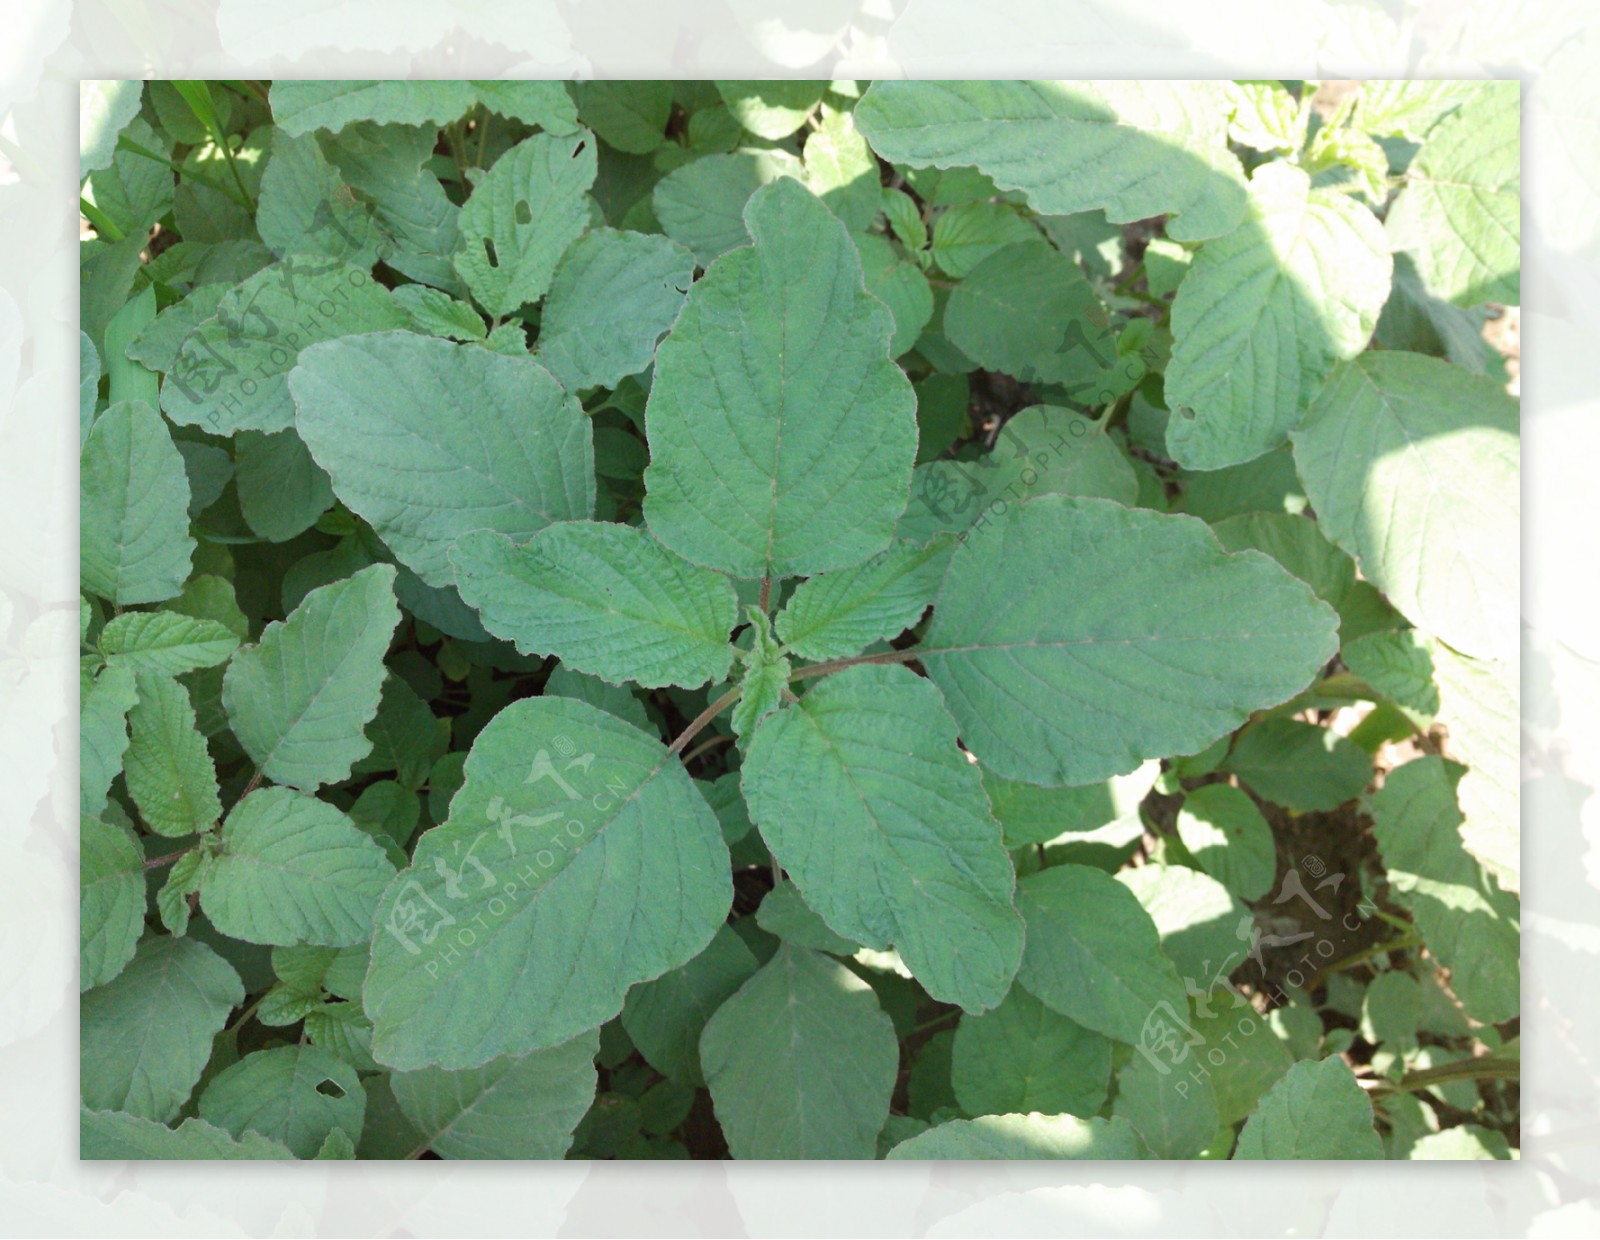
80 77 1520 1161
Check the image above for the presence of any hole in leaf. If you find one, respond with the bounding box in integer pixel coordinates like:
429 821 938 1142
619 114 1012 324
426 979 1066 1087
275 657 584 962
572 140 587 159
315 1078 346 1099
483 237 499 269
515 200 532 226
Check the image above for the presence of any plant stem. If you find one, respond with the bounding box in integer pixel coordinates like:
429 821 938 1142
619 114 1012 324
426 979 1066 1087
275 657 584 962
909 1008 961 1038
758 576 772 614
79 196 124 242
238 767 264 801
1367 1056 1520 1095
143 847 189 871
475 106 492 167
668 687 742 756
681 733 734 765
225 995 264 1036
117 136 251 208
1306 934 1420 992
1111 261 1146 295
787 646 923 684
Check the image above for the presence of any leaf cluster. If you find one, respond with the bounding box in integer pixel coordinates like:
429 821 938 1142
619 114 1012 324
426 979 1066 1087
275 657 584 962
79 77 1519 1162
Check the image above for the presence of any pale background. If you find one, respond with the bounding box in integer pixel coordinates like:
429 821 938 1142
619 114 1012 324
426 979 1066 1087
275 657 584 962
2 0 1596 1234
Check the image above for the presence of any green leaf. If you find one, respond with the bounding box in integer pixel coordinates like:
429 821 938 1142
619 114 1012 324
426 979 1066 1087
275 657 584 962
160 260 408 436
291 331 595 589
1361 970 1423 1045
80 816 147 990
1375 253 1497 374
81 1108 297 1160
365 696 732 1070
1164 161 1391 471
700 944 898 1159
80 401 195 606
123 670 223 837
304 1002 378 1071
775 536 953 661
81 934 243 1122
1112 1048 1221 1160
546 663 649 731
221 563 400 790
454 130 597 316
919 496 1338 785
855 233 933 358
951 987 1112 1118
162 574 248 642
755 882 860 955
881 187 927 253
198 1044 365 1158
1227 81 1308 153
652 149 803 266
1015 863 1186 1044
273 944 367 1003
103 285 160 412
392 284 485 341
1117 863 1248 986
886 1112 1145 1159
1354 80 1470 140
855 80 1247 241
644 177 917 579
803 107 880 232
98 611 238 676
1192 997 1293 1125
575 81 672 153
1223 719 1372 812
622 923 760 1086
900 409 1138 545
80 663 139 820
1209 511 1358 624
235 429 335 542
1175 783 1277 901
354 675 447 790
80 331 100 446
315 1127 358 1158
471 81 580 133
320 122 462 292
391 1029 598 1159
730 608 789 739
944 243 1131 397
80 80 144 178
1290 351 1519 660
930 201 1039 278
743 664 1023 1011
1344 629 1439 715
1432 644 1519 893
273 942 363 1001
1233 1056 1382 1159
199 787 398 947
716 81 828 140
270 80 476 135
451 523 738 690
257 129 381 268
537 228 695 391
983 761 1159 850
1369 757 1519 1024
914 372 969 463
156 849 206 936
1386 81 1519 307
85 117 175 239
